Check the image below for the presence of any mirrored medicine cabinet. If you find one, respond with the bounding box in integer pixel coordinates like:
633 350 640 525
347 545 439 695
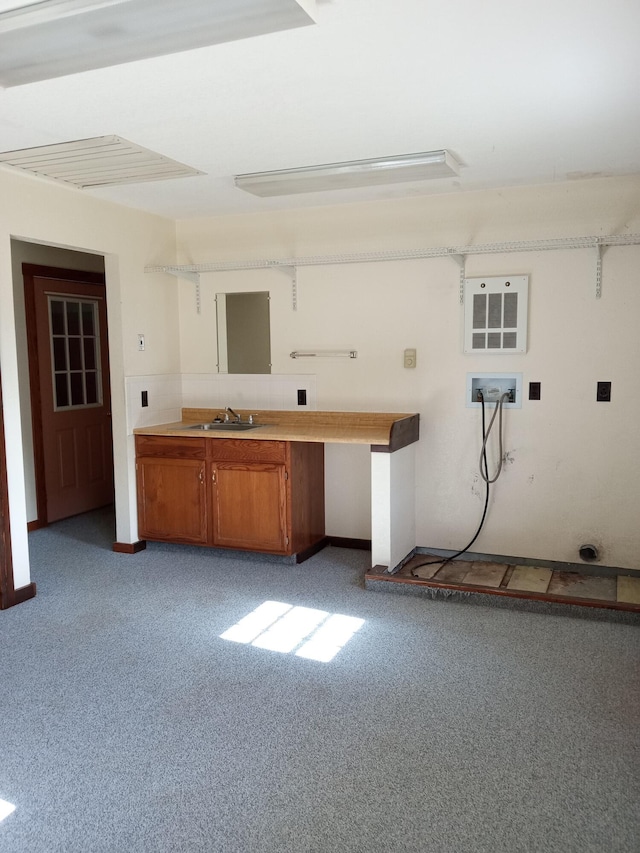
215 291 271 374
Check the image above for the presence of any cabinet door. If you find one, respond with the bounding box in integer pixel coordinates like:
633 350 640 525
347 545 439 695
211 462 287 553
137 457 207 544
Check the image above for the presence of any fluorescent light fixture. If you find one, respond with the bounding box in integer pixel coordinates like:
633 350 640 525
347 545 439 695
0 1 130 30
0 135 204 187
0 0 316 87
234 150 461 197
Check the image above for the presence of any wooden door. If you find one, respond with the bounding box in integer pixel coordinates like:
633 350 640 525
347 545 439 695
137 456 208 544
211 462 288 553
25 267 113 523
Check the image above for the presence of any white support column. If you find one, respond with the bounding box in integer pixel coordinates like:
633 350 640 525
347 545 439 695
0 239 31 589
371 444 416 571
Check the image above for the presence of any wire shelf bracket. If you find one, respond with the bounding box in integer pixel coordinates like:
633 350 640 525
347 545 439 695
595 242 606 299
265 263 298 311
162 266 201 314
447 251 467 303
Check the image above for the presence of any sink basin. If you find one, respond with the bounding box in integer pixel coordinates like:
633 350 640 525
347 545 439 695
180 422 264 432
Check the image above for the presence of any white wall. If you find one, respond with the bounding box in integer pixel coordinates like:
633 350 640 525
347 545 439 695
176 177 640 570
0 168 177 586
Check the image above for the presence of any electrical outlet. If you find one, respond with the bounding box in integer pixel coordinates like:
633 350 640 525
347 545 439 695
141 391 148 407
297 389 307 406
529 381 541 401
597 381 611 402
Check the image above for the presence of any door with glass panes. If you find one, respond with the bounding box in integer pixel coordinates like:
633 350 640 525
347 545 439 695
32 274 113 522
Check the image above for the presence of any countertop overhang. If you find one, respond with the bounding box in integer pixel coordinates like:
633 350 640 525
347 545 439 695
134 409 420 453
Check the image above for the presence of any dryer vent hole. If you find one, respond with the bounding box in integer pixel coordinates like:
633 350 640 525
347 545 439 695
579 544 599 562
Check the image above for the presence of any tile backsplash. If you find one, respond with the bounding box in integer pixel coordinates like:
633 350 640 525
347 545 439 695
125 373 316 433
124 374 182 433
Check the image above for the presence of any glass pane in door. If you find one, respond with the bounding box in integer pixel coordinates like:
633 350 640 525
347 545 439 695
49 296 102 410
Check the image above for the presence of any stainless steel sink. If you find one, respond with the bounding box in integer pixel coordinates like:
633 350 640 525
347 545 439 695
179 422 264 431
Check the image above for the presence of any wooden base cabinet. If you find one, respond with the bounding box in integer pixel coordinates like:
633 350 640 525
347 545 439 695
212 462 287 552
135 435 325 558
136 437 208 545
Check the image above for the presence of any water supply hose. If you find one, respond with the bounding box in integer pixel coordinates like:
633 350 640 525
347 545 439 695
410 391 510 576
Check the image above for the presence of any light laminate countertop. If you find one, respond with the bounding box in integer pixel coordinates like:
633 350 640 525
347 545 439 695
134 409 420 451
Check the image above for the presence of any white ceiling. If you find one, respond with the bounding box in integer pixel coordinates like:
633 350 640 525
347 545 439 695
1 0 639 220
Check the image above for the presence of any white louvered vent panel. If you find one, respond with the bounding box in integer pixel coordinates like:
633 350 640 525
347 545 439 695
464 275 528 354
0 136 204 188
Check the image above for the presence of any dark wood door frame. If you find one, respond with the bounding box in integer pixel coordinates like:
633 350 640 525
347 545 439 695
0 369 36 609
23 263 108 529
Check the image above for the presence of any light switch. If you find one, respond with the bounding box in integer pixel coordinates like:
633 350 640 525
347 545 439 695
138 334 145 351
403 348 417 369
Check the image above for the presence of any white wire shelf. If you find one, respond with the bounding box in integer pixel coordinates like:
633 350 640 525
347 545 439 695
145 233 640 275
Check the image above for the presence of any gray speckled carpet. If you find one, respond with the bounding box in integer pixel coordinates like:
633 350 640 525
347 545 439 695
1 508 639 853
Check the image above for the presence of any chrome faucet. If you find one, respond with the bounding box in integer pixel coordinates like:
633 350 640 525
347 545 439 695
225 406 241 423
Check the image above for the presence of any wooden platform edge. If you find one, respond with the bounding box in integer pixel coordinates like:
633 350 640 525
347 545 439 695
365 570 640 614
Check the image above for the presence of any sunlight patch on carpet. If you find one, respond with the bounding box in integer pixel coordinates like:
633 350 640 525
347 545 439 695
0 799 16 822
220 601 365 662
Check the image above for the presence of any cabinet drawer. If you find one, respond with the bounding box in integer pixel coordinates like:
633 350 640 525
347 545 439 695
207 438 286 463
135 434 206 459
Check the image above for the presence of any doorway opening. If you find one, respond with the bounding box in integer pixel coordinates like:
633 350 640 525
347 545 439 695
14 246 113 529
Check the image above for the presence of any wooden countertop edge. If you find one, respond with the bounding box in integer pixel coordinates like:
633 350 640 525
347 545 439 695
371 413 420 453
133 410 420 448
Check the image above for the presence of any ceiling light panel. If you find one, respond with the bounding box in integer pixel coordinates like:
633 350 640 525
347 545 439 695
235 150 461 197
0 0 316 87
0 135 205 187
